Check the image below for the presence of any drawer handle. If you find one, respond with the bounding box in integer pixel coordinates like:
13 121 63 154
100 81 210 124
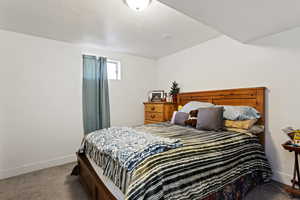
151 115 155 118
151 107 155 111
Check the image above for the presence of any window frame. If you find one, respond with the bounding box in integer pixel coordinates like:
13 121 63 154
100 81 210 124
107 59 121 81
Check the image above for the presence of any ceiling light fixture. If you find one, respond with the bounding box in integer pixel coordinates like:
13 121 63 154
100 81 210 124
124 0 152 12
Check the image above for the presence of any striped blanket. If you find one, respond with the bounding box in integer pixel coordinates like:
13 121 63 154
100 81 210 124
83 123 272 200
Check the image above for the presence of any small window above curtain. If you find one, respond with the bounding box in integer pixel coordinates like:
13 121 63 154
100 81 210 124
107 59 121 80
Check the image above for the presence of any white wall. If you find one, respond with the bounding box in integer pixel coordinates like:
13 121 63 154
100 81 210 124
0 30 156 179
157 28 300 185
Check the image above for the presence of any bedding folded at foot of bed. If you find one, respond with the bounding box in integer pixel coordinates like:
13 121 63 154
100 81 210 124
81 127 182 193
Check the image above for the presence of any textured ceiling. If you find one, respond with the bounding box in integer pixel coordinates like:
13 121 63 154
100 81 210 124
0 0 220 59
159 0 300 43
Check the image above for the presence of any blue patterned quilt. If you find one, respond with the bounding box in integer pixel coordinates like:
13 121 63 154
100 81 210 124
83 127 182 172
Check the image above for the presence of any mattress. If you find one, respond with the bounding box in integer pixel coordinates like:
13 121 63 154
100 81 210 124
87 155 125 200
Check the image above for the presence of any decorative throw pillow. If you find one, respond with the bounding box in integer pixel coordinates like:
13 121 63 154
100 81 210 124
249 125 265 135
174 112 189 126
226 125 264 135
224 119 257 130
196 107 224 131
184 110 199 127
180 101 214 113
222 106 260 120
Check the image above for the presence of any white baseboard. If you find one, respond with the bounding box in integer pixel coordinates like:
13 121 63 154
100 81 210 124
0 154 76 180
272 170 293 185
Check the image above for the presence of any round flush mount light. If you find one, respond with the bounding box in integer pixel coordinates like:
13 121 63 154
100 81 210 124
124 0 152 12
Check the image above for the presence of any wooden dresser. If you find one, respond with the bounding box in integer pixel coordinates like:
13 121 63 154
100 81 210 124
144 102 176 125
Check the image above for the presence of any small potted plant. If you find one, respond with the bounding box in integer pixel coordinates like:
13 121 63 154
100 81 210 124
169 81 180 103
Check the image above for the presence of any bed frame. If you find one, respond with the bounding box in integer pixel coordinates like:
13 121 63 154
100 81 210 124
77 87 266 200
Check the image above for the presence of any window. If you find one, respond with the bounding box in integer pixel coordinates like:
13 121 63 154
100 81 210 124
107 60 121 80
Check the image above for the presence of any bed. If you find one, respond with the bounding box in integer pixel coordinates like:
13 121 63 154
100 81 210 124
77 87 271 200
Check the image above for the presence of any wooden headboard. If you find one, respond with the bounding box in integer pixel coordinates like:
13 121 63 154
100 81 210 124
177 87 266 145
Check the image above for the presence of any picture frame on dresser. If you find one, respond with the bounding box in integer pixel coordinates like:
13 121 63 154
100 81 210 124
148 90 165 102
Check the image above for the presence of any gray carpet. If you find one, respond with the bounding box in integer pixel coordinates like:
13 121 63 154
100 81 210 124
0 162 296 200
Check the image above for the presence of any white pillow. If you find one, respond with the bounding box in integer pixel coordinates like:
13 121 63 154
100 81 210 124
222 105 260 120
180 101 214 113
170 111 177 124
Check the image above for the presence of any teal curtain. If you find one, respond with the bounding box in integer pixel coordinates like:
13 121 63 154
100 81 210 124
82 55 110 134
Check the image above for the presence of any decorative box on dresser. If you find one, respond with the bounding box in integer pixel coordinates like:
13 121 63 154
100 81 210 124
144 102 176 125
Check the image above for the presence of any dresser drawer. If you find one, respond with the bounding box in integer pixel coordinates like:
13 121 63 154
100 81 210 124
144 102 175 125
145 104 164 113
145 112 164 121
144 120 158 125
